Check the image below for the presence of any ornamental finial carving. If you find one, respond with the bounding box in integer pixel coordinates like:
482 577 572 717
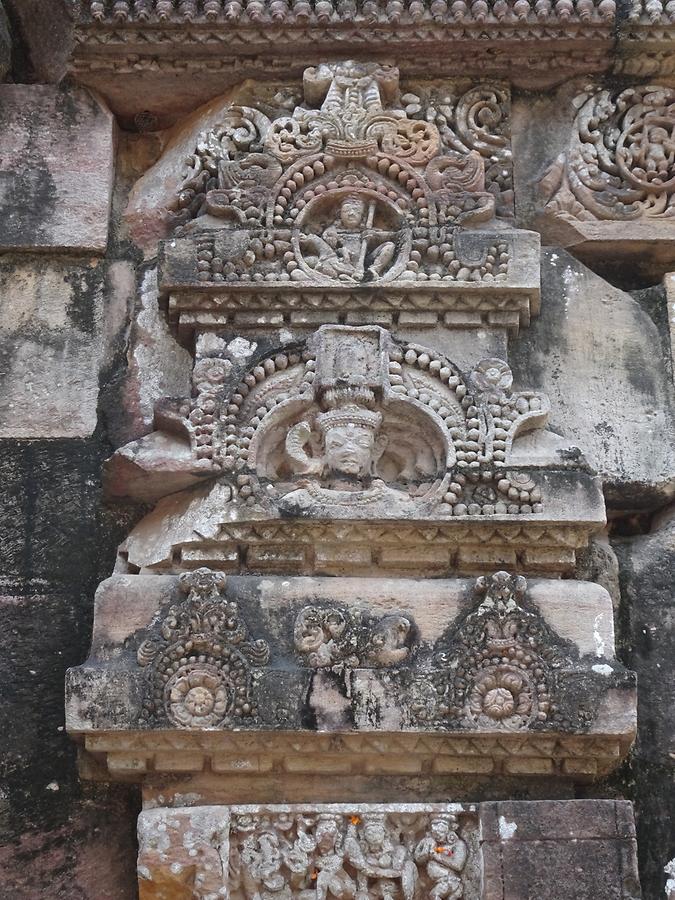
137 568 270 727
164 63 515 290
415 571 575 731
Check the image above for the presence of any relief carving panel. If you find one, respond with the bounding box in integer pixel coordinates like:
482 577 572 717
137 569 269 728
136 802 640 900
541 84 675 222
151 63 540 333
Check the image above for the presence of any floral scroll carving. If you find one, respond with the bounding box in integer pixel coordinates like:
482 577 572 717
137 568 270 727
541 84 675 221
166 62 513 289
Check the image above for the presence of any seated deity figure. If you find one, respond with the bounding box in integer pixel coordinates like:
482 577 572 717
344 816 417 900
413 816 467 900
298 195 396 283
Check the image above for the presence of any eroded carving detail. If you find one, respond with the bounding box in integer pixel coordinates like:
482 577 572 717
230 809 470 900
416 571 572 730
137 568 270 726
79 0 616 34
210 326 547 517
294 606 414 669
541 84 675 221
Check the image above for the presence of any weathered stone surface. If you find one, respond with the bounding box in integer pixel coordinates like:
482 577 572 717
134 800 640 899
103 322 605 576
0 256 132 438
67 3 617 127
608 509 675 898
2 0 72 83
0 84 114 253
0 437 140 900
480 800 641 899
510 250 675 506
66 569 636 783
0 2 11 81
117 266 193 443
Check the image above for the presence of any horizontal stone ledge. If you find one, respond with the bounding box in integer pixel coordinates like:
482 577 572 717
73 726 636 784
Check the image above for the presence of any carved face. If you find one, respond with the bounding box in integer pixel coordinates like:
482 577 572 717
324 423 376 477
316 820 339 849
430 819 451 842
363 822 386 847
339 197 366 229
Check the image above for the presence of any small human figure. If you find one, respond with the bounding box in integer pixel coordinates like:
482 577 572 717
240 830 291 900
413 815 467 900
345 816 417 900
300 196 396 282
643 125 675 177
312 815 357 900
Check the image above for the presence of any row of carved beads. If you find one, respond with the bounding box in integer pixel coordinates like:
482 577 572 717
86 0 615 23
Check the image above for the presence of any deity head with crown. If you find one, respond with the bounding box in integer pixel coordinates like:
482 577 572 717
317 389 383 479
284 385 387 489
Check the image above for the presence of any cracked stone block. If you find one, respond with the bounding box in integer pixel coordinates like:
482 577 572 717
0 84 115 253
66 570 636 782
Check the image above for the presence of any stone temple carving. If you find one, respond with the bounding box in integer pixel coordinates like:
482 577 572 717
137 568 269 727
294 605 415 669
541 84 675 221
416 570 571 731
111 324 550 523
159 62 526 301
229 807 470 900
105 319 607 573
151 65 539 334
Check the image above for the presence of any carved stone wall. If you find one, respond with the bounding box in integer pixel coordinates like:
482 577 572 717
1 5 675 900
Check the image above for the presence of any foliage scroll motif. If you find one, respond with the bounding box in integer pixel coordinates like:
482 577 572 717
541 85 675 220
166 63 514 288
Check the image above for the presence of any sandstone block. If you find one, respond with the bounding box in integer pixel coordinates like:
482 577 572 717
66 570 636 783
0 256 131 438
480 800 641 899
134 801 640 899
0 85 114 253
513 82 675 283
0 3 10 81
511 250 675 506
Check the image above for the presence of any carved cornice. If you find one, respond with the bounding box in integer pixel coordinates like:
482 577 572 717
77 723 635 780
67 0 619 96
75 0 616 27
66 570 636 782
